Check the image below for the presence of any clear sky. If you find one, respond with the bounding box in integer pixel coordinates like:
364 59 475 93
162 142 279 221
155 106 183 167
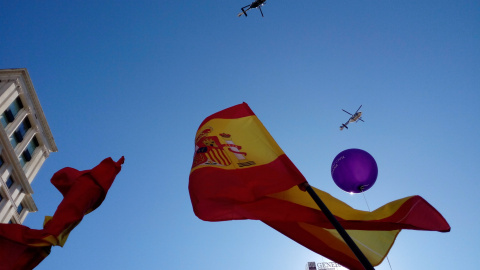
2 1 479 269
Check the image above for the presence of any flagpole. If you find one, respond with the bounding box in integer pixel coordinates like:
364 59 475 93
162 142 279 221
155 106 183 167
301 182 375 270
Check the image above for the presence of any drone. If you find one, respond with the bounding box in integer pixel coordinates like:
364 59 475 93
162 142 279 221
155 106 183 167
237 0 267 17
340 105 364 130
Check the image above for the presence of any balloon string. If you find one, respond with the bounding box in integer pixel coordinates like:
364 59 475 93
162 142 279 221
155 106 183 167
360 187 371 212
386 257 393 270
360 187 393 270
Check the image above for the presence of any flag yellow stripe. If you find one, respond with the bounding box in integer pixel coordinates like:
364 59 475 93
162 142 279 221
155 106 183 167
327 228 400 265
268 186 410 221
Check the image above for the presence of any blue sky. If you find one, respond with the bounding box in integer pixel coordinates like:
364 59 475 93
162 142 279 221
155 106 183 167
2 1 479 269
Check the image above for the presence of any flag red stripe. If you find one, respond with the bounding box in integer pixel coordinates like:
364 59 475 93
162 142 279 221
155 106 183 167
197 102 254 129
189 155 306 221
219 194 450 232
371 196 451 232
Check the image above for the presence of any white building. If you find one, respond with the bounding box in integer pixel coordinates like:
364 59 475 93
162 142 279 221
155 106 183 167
0 68 57 224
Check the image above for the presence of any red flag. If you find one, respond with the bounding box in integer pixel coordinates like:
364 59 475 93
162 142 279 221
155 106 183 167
0 156 124 270
189 103 450 269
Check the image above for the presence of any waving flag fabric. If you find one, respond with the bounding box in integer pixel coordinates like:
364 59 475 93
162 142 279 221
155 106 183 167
189 102 306 221
0 156 124 270
189 103 450 270
263 186 450 269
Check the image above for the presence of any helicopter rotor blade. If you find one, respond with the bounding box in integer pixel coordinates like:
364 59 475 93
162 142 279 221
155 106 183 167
238 6 251 17
342 109 353 116
259 6 264 17
355 105 362 113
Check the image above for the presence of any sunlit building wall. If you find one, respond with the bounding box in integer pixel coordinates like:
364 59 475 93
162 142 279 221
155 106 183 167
0 68 57 224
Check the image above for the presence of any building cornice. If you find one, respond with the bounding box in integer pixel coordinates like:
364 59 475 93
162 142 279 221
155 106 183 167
0 68 58 153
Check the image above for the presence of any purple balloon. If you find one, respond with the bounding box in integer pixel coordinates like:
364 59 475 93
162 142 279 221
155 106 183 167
331 148 378 193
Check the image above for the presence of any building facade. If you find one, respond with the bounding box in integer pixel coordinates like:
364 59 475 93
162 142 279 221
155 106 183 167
0 68 57 224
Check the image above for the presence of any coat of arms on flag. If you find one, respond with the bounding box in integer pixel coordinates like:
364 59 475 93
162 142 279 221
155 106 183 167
192 127 255 169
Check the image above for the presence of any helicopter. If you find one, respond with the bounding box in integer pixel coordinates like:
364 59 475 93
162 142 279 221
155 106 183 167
340 105 364 130
237 0 267 17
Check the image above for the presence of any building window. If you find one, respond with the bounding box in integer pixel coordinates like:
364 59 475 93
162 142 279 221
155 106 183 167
0 97 23 128
9 135 20 148
14 117 31 142
0 115 7 128
0 156 3 168
17 203 24 214
19 155 26 167
6 176 14 188
10 117 31 148
0 193 3 202
19 136 39 167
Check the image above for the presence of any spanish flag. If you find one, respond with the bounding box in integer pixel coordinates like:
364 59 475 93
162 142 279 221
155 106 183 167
0 156 124 270
189 103 450 270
